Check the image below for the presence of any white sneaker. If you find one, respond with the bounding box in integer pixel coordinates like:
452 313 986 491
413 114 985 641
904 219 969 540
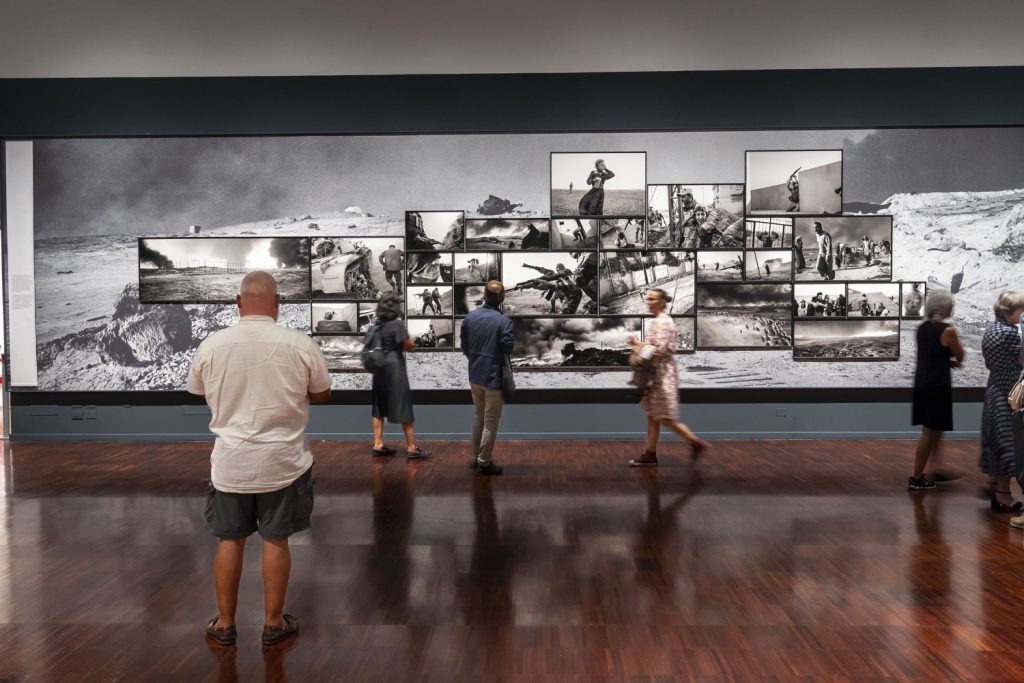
1010 514 1024 529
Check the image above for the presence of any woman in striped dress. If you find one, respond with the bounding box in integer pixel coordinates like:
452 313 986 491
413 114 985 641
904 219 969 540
628 288 710 466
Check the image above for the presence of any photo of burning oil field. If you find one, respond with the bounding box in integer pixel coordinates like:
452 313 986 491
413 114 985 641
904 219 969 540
314 335 364 372
598 251 695 315
138 237 310 303
512 317 640 369
465 218 549 250
793 319 900 361
696 283 793 350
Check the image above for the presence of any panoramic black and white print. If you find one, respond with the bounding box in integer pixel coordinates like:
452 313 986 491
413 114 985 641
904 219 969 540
746 216 793 248
794 216 893 282
695 250 744 282
794 319 900 361
901 282 926 319
599 251 695 316
744 250 793 282
408 317 454 350
407 285 453 317
465 218 549 250
406 211 464 250
847 283 901 318
503 251 599 316
550 152 646 217
646 184 745 249
311 303 358 334
314 335 364 372
696 284 793 350
512 317 639 369
311 236 397 301
139 237 310 303
794 283 847 318
28 127 1024 390
599 218 646 250
746 150 843 215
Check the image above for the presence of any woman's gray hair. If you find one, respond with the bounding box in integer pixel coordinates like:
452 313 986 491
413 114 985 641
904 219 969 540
924 290 954 320
993 291 1024 320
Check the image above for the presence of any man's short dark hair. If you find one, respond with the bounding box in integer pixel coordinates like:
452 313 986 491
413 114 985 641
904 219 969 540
484 280 505 307
389 244 395 248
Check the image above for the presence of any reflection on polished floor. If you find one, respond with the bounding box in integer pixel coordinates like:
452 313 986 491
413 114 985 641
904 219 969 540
1 438 1023 680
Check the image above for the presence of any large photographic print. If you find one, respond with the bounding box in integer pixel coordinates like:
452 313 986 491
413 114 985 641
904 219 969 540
794 283 847 318
551 152 646 217
311 303 358 334
314 335 364 372
599 251 695 315
454 252 500 284
407 285 453 317
406 211 465 250
454 284 487 315
466 218 549 250
744 250 793 282
794 216 893 281
901 282 926 319
312 237 401 301
746 217 793 248
138 237 310 303
696 283 793 350
647 184 744 249
407 252 453 285
599 218 646 250
847 283 900 318
794 319 900 361
408 318 454 350
551 218 600 249
503 252 599 316
695 250 744 282
512 317 639 369
746 150 842 215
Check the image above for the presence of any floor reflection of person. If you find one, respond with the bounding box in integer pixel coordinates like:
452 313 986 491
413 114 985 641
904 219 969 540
578 158 615 216
628 288 710 466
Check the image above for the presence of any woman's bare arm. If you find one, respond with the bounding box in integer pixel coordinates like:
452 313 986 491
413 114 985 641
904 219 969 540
941 326 965 366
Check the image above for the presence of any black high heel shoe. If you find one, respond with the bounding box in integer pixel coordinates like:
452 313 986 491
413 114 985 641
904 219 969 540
990 491 1024 514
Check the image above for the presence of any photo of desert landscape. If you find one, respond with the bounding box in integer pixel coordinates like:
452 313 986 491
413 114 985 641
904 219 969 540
551 152 646 217
512 317 639 369
696 283 793 349
847 283 900 318
314 335 363 371
696 250 744 282
794 319 900 360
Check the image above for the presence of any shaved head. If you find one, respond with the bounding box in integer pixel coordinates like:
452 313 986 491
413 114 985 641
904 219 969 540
237 270 280 319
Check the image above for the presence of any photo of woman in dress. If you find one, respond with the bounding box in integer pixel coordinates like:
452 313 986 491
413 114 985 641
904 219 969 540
578 158 615 216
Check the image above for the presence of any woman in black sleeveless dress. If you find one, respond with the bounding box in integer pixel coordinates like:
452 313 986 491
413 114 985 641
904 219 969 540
909 290 964 489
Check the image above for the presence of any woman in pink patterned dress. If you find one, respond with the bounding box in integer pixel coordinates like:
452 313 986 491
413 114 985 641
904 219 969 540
628 288 710 466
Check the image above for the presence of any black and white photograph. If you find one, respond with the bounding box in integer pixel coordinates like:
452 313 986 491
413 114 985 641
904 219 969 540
646 184 744 249
138 237 311 303
696 284 793 350
550 218 600 249
793 320 900 361
511 317 639 369
465 218 550 250
311 303 358 334
405 211 465 251
358 303 378 333
794 283 847 318
847 283 900 318
671 316 696 354
407 318 454 350
454 284 488 315
599 218 646 250
695 250 744 282
793 216 893 282
599 251 695 315
311 236 398 301
454 319 463 349
314 335 364 372
454 252 500 284
407 252 454 285
551 152 646 217
745 150 843 215
407 285 453 317
503 252 599 316
746 217 794 248
901 282 927 319
744 250 793 282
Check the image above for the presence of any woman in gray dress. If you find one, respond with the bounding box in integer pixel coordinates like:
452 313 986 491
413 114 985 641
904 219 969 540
370 292 431 459
979 291 1024 512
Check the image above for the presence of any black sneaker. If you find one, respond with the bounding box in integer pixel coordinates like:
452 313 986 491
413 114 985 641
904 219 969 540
477 462 503 476
406 447 432 460
907 476 936 490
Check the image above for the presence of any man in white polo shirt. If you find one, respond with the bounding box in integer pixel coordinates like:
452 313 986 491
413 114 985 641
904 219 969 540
188 271 331 647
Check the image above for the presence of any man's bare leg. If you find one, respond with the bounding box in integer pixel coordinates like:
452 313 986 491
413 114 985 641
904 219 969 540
261 537 291 628
214 538 245 628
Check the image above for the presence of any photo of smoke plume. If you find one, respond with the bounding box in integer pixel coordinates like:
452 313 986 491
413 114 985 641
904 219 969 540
551 152 646 217
847 283 900 318
311 236 398 301
695 250 744 282
599 251 695 315
512 317 639 369
407 285 453 317
503 251 599 316
793 319 900 361
358 303 378 333
745 150 843 215
311 303 358 334
793 216 893 282
314 335 364 372
407 252 453 285
406 211 465 251
646 184 745 249
671 316 696 354
696 283 793 350
454 284 488 315
901 282 926 319
465 218 550 250
454 253 500 284
138 237 311 303
550 218 600 249
794 283 847 318
744 250 793 282
599 218 646 250
746 216 793 248
407 318 454 350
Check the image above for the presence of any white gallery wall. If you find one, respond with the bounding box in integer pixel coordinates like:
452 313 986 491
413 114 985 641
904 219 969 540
1 0 1023 78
